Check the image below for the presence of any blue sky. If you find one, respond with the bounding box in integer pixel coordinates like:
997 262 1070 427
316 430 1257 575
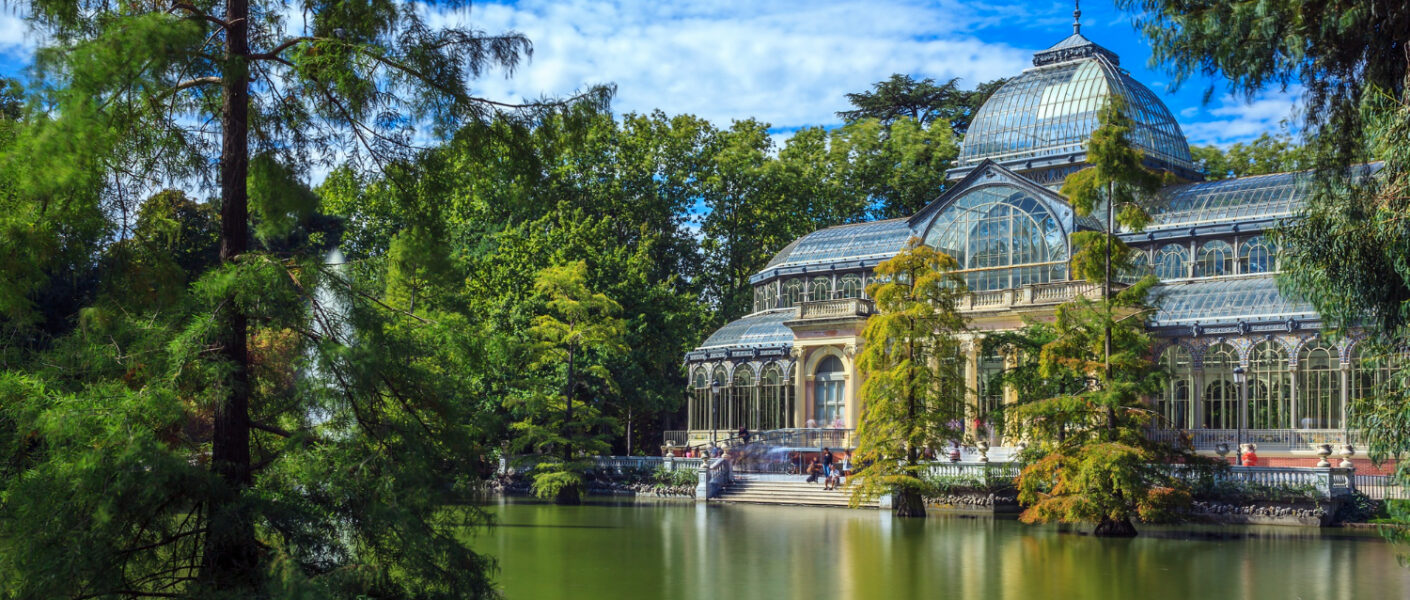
0 0 1298 149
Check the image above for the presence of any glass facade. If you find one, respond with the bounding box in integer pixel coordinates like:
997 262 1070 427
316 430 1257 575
1240 236 1277 274
1154 244 1189 280
1150 275 1319 327
1202 344 1239 429
1248 341 1291 429
1297 341 1341 429
1195 240 1234 277
1158 345 1193 428
762 218 912 272
1147 171 1309 230
923 185 1069 291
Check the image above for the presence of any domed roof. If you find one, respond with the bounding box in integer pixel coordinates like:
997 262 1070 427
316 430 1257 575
953 33 1195 178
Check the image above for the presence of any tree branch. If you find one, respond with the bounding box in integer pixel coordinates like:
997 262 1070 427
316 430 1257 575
168 3 228 29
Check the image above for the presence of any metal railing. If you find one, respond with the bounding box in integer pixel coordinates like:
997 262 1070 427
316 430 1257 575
662 430 690 447
748 428 855 449
916 461 1354 499
1147 428 1365 452
590 456 700 474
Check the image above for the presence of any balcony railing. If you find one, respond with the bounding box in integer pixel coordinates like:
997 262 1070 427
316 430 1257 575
960 281 1103 312
797 298 874 320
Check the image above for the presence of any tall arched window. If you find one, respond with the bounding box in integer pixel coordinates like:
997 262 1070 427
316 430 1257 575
762 285 777 310
1159 345 1193 428
709 366 728 433
922 185 1068 292
689 367 710 431
732 365 756 431
1154 244 1190 280
839 274 864 299
1202 344 1238 429
1120 249 1154 284
813 355 846 427
1297 341 1341 429
753 288 763 313
1248 341 1291 429
1239 236 1277 274
1195 240 1234 277
782 279 804 308
761 363 793 431
809 277 832 302
1350 343 1395 409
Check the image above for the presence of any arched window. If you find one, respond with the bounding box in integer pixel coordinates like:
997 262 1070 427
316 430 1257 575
762 285 776 310
1248 341 1291 429
689 367 710 431
813 355 846 427
809 277 832 302
1158 345 1193 428
761 363 793 431
1239 236 1277 274
753 287 763 313
1202 344 1238 429
1195 240 1234 277
922 185 1068 292
707 366 728 434
839 274 864 299
1349 343 1396 409
1297 341 1341 429
732 365 756 431
1154 244 1190 280
1120 249 1154 284
782 279 804 308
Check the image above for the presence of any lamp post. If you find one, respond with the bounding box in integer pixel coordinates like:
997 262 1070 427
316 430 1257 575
1233 365 1247 466
710 379 721 447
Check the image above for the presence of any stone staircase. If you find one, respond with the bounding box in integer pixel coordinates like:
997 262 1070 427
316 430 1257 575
714 475 879 509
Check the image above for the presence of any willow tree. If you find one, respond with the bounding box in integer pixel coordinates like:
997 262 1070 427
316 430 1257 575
0 1 603 596
849 238 967 518
511 261 625 505
1013 96 1202 537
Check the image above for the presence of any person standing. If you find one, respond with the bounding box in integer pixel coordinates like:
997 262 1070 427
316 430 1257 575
821 447 834 478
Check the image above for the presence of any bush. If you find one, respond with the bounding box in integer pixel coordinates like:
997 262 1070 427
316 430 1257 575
653 466 696 488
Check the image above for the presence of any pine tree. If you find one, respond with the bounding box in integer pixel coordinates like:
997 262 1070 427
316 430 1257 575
848 238 968 517
1013 97 1207 537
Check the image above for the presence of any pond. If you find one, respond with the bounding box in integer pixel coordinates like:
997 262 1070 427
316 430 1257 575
472 497 1410 600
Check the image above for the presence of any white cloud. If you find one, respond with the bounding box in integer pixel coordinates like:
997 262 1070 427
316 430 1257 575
1179 88 1301 147
423 0 1033 131
0 7 36 61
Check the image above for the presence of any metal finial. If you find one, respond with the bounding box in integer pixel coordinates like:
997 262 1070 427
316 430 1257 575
1074 0 1082 34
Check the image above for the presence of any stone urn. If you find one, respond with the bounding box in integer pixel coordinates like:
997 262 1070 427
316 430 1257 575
1215 443 1230 459
1339 444 1356 469
1315 443 1333 468
977 439 990 463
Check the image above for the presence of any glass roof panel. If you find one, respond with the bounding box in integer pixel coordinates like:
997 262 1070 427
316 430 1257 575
696 308 797 350
957 53 1193 172
1148 275 1317 327
1143 171 1309 230
762 218 914 271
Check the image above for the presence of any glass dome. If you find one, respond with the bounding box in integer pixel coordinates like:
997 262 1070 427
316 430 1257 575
955 34 1195 176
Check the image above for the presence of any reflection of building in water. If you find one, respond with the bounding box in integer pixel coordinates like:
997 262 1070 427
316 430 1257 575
675 26 1386 466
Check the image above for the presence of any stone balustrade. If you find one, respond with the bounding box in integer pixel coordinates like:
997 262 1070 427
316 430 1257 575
797 298 874 320
960 280 1104 312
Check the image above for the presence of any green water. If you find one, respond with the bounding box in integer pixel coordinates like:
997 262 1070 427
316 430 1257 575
473 497 1410 600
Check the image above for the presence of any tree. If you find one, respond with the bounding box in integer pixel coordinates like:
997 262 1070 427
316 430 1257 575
0 1 605 595
1190 133 1308 180
838 74 1007 135
849 238 968 518
1011 96 1202 537
511 261 626 505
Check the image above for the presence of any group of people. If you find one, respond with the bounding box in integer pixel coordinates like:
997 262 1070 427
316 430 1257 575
802 417 847 429
805 447 851 490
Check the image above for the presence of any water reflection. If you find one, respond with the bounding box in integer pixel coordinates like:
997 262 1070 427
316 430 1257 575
474 497 1409 600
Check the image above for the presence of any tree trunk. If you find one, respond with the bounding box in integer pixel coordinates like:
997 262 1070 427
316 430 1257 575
202 0 258 591
564 343 576 462
1093 517 1138 537
893 489 927 518
1104 180 1117 435
554 482 583 506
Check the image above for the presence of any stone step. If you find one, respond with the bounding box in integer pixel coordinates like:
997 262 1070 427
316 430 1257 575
715 480 879 508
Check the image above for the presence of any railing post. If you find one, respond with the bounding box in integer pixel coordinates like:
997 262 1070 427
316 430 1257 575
696 463 710 502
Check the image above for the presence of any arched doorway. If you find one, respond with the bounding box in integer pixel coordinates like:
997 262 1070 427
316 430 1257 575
813 355 846 427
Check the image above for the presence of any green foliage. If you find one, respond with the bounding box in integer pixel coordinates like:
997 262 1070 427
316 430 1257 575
838 73 1006 135
529 461 588 503
652 466 698 489
849 238 969 515
1191 133 1308 180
